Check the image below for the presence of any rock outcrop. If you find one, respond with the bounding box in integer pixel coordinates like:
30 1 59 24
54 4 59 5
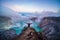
12 23 47 40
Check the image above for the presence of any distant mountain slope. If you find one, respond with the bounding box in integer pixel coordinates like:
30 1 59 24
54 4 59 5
0 16 12 29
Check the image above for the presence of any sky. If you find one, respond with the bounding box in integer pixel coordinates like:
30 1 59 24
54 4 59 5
0 0 60 13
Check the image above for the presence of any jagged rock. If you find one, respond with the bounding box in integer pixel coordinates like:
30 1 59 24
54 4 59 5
39 17 60 40
0 29 17 40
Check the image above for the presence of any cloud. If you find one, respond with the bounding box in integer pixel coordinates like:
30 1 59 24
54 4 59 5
4 5 58 13
6 5 39 13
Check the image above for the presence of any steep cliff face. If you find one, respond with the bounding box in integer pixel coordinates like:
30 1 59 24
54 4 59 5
39 17 60 40
12 27 47 40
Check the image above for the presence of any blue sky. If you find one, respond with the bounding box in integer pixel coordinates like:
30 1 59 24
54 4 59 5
0 0 60 13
